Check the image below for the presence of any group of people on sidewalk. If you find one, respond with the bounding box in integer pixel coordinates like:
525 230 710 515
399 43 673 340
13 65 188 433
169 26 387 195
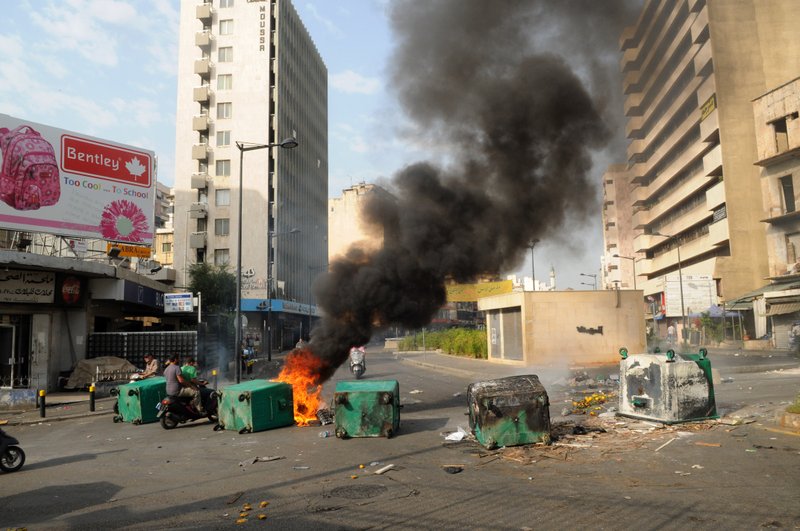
139 354 205 414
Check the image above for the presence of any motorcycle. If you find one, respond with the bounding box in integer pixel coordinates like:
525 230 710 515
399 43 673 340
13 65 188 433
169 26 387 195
0 428 25 473
157 384 219 430
349 346 366 379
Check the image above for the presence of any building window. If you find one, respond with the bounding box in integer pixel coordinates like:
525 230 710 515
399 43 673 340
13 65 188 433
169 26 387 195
198 160 208 173
219 19 233 35
219 0 234 7
787 232 800 265
217 102 232 119
161 242 172 253
216 159 231 176
217 131 230 147
218 47 233 62
215 188 231 206
217 74 232 90
215 218 230 236
780 175 795 213
214 248 230 266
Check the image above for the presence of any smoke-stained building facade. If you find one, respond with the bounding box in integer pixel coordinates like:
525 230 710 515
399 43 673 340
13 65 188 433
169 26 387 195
603 0 800 337
173 0 327 349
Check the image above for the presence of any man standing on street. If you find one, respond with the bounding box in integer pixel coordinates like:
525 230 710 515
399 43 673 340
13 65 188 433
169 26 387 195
140 354 160 379
164 354 204 414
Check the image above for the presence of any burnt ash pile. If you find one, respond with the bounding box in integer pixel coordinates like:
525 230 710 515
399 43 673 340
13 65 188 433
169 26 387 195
305 0 640 384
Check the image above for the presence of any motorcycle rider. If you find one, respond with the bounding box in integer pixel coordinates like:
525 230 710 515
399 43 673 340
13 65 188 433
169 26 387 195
164 354 204 414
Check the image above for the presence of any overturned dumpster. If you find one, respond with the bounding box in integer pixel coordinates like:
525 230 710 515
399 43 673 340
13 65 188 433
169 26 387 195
218 380 294 433
334 380 400 439
618 347 718 423
112 377 167 424
468 375 551 449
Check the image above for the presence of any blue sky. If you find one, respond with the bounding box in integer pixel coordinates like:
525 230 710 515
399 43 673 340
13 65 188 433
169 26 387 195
0 0 619 289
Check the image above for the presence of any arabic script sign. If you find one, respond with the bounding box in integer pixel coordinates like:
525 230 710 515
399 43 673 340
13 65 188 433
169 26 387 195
0 270 55 303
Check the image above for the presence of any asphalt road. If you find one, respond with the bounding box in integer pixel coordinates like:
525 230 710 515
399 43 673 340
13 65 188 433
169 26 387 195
1 348 798 530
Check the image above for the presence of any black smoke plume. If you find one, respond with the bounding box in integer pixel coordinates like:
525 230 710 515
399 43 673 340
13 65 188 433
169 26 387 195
305 0 641 383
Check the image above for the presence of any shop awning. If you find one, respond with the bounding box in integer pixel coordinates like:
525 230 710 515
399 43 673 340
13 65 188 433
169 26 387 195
766 302 800 316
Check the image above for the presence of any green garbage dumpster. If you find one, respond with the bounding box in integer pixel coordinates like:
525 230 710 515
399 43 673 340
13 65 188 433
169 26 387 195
333 380 400 439
112 377 167 425
217 380 294 433
468 375 551 449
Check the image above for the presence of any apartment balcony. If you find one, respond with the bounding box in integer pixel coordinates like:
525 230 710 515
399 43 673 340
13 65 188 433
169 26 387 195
633 233 664 254
693 39 712 75
196 3 212 21
761 208 800 226
626 115 644 139
647 168 708 223
690 7 709 43
193 86 211 103
688 0 705 12
631 184 650 206
703 143 722 177
623 92 643 118
194 59 211 76
620 46 641 73
192 115 210 132
189 232 207 249
630 161 647 185
649 233 710 273
632 208 650 229
191 143 209 160
705 180 725 211
189 202 208 219
191 173 208 189
623 69 643 96
195 30 212 47
707 217 729 247
700 107 719 145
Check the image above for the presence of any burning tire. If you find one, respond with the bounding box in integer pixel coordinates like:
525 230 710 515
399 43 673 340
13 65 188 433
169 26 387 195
0 446 25 473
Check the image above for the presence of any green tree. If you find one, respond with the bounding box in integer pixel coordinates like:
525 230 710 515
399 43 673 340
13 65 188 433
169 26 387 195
187 262 236 314
699 311 724 345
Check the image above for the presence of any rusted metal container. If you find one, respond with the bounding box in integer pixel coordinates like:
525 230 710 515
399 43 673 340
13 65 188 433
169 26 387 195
467 375 551 449
618 347 718 423
217 380 294 433
112 377 167 424
333 380 400 438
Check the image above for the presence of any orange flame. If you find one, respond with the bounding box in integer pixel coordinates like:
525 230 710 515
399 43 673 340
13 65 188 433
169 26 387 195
275 349 326 426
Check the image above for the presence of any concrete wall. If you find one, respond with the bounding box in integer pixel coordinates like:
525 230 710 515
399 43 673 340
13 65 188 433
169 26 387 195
479 290 646 366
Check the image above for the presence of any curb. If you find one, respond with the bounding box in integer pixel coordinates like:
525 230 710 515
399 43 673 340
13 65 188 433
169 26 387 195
6 409 114 426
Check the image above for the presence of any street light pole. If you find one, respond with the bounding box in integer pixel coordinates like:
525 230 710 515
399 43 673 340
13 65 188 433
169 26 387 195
234 137 298 383
580 272 597 290
528 239 540 291
266 227 300 363
613 254 638 290
653 232 686 343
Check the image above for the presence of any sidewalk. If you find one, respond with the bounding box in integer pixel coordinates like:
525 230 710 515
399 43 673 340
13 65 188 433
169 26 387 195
1 394 117 427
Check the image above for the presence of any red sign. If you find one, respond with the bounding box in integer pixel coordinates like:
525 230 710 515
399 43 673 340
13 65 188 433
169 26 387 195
61 135 152 187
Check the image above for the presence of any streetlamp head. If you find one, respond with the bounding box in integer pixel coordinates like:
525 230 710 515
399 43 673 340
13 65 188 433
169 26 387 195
278 137 299 149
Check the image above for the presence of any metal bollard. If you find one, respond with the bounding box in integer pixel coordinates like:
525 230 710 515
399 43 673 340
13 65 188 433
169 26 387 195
39 389 46 418
212 369 218 390
89 384 96 412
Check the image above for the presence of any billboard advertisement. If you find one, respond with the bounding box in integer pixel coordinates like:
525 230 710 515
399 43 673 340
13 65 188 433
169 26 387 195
664 274 716 317
0 113 156 245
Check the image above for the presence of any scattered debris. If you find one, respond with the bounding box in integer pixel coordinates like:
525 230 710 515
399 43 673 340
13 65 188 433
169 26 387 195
375 464 396 475
226 492 245 505
316 409 333 425
442 464 464 474
239 455 285 467
409 389 423 394
445 426 469 441
694 442 721 447
691 464 704 469
292 466 310 470
655 438 677 452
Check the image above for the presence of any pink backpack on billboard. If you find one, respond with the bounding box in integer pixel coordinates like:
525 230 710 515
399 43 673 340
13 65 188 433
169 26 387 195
0 125 60 210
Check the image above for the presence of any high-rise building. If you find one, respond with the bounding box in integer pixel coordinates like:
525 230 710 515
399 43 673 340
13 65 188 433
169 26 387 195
173 0 327 348
604 0 800 332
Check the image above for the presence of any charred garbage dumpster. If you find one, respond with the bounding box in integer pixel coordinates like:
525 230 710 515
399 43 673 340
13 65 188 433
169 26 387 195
112 377 167 425
217 380 294 434
618 347 718 423
468 375 551 449
333 380 401 439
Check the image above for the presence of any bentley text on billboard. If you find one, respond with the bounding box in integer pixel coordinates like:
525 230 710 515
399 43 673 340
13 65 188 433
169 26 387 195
61 135 152 187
